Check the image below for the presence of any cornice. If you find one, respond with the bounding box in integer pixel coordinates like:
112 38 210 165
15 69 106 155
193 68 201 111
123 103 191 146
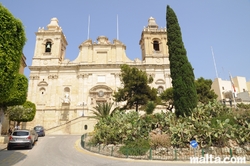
29 63 169 72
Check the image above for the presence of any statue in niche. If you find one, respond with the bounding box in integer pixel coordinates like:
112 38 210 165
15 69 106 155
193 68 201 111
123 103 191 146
62 93 70 104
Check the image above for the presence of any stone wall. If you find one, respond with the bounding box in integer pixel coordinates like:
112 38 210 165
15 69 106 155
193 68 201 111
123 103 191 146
24 109 97 135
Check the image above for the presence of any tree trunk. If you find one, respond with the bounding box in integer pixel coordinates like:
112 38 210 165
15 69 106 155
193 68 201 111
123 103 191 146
17 121 21 129
0 108 5 136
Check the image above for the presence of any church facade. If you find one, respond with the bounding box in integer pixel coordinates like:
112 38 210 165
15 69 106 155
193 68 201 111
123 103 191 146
25 17 172 134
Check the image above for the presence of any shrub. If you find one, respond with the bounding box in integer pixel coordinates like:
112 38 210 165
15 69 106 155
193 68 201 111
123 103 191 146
119 138 150 156
211 113 236 128
145 101 156 114
237 103 250 109
149 133 171 149
233 108 250 124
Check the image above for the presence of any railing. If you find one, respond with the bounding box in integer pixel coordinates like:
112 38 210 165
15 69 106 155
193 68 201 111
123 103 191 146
80 134 250 161
46 116 85 132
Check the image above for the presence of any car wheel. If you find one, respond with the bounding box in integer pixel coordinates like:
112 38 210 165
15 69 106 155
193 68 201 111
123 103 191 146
28 143 33 149
7 145 11 150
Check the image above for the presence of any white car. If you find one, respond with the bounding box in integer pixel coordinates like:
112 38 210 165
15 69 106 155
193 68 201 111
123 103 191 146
7 129 38 150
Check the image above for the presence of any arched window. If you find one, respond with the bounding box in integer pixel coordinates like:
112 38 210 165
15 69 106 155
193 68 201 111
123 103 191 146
157 86 164 94
153 41 160 51
64 87 70 93
84 125 88 130
39 87 46 103
39 87 46 95
45 42 52 52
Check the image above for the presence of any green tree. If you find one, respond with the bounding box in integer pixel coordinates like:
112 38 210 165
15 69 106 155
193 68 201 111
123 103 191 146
113 64 157 112
160 87 174 111
0 4 26 134
195 77 218 104
91 102 116 120
0 4 26 103
166 5 197 117
161 78 217 109
7 101 36 127
5 73 28 106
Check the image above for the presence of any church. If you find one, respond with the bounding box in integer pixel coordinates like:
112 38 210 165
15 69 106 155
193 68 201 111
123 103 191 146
25 17 172 134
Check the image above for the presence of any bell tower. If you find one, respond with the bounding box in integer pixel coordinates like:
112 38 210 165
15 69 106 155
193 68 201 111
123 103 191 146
139 17 169 64
32 18 68 66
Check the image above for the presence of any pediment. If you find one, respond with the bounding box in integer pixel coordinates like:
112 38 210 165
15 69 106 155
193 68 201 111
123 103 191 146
89 85 113 93
155 79 165 84
38 81 48 86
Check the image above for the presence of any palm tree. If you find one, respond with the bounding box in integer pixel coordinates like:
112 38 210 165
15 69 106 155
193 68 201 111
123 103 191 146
91 102 117 120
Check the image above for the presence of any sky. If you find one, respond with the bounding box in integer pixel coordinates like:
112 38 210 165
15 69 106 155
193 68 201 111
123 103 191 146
1 0 250 81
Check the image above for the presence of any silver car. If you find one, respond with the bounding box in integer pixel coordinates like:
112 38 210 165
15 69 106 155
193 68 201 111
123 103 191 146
7 129 38 150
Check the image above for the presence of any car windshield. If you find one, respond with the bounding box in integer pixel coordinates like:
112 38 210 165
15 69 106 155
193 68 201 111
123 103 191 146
13 131 29 136
34 126 43 130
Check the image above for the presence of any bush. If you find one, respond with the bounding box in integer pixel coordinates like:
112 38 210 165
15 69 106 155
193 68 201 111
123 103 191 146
145 101 156 114
211 113 236 128
233 108 250 124
149 133 171 149
119 138 150 156
237 103 250 109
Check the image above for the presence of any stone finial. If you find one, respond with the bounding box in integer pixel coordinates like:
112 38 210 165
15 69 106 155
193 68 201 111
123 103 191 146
97 36 110 44
47 17 60 30
147 17 158 30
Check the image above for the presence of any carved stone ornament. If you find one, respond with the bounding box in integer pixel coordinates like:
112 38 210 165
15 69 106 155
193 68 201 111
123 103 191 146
30 75 40 80
77 73 90 79
48 75 58 79
80 39 92 47
38 80 48 86
89 85 113 92
98 90 104 97
97 36 111 45
155 79 165 84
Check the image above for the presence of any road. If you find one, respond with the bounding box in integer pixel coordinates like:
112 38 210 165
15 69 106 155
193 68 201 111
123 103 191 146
0 135 248 166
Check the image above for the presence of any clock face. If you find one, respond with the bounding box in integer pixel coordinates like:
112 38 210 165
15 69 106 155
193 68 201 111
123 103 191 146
98 91 104 97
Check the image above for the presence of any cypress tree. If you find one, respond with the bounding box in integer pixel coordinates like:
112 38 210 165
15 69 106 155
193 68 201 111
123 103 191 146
166 5 197 117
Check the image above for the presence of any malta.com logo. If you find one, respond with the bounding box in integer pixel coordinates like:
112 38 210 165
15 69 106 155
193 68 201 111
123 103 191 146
190 154 246 164
189 140 246 164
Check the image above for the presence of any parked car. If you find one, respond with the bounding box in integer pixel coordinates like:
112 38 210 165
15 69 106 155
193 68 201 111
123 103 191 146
34 126 45 137
7 129 38 150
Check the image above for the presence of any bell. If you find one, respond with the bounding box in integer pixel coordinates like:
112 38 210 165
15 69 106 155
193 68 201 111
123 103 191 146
46 44 51 48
